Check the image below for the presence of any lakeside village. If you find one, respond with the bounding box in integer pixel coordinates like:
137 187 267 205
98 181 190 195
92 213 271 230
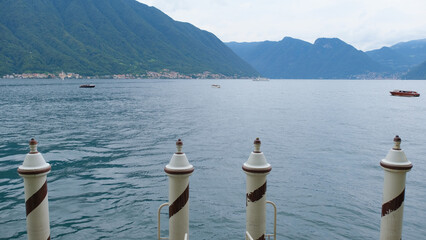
2 70 403 80
2 69 237 80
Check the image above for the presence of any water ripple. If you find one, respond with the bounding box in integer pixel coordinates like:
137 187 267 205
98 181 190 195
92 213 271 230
1 79 426 239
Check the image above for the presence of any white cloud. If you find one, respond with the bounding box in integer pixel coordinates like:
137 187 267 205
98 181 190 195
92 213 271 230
138 0 426 50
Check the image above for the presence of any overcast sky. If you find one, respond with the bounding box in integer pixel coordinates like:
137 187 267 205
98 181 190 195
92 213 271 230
137 0 425 51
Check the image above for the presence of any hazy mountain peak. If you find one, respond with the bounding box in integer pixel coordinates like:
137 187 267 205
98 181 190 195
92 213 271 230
227 36 384 79
367 38 426 71
281 36 298 41
314 38 351 49
278 37 312 48
392 38 426 49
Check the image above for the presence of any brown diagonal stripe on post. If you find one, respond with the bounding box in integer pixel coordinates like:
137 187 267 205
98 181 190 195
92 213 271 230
26 180 48 216
169 184 189 218
255 234 265 240
47 236 50 240
382 188 405 217
247 181 267 203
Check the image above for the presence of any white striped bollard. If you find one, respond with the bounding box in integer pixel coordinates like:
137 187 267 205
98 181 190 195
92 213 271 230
243 138 271 240
18 139 52 240
164 139 194 240
380 136 413 240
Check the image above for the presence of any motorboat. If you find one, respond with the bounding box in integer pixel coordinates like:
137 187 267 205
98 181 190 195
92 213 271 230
252 77 269 81
211 84 221 88
80 84 95 88
390 90 419 97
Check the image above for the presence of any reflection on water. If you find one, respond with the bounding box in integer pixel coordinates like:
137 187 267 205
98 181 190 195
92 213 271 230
1 79 426 239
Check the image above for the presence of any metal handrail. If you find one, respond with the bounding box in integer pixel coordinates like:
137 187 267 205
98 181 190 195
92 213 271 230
245 231 254 240
158 202 170 240
159 201 275 240
265 201 277 240
245 201 277 240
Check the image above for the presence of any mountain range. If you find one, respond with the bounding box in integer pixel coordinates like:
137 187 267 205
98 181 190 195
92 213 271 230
0 0 257 77
226 38 426 79
0 0 425 79
366 39 426 71
404 60 426 79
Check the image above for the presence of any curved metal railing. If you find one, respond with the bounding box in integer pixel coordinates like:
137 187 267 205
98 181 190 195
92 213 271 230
245 231 254 240
159 201 276 240
265 200 277 240
158 202 170 240
245 200 277 240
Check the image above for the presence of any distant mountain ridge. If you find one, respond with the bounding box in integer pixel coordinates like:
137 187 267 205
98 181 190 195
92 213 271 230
0 0 257 77
404 60 426 79
227 37 426 79
366 39 426 71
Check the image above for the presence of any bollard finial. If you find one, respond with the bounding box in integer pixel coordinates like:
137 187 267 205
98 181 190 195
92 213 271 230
176 139 183 154
165 138 193 174
19 138 51 175
393 135 401 150
243 137 271 173
29 138 38 154
253 138 261 153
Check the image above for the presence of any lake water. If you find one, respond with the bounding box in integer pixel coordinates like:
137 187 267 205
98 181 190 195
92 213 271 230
1 79 425 239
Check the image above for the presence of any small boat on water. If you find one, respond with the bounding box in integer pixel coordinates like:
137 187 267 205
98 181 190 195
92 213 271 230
211 84 221 88
80 84 95 88
390 90 420 97
252 77 269 81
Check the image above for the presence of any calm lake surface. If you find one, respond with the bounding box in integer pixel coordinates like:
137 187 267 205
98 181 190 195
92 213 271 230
1 79 425 239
